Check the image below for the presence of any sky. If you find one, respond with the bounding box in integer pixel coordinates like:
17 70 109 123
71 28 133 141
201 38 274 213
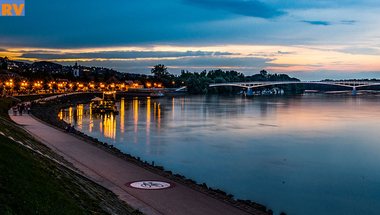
1 0 380 80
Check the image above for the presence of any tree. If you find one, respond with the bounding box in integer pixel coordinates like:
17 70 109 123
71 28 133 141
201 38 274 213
151 64 170 79
260 70 268 78
185 75 210 94
94 71 99 82
0 58 7 70
103 71 111 82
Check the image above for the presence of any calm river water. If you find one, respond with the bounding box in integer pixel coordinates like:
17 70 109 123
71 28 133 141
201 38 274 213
61 93 380 215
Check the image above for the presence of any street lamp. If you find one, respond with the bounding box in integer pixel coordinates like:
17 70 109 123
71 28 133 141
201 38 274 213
5 79 13 95
34 81 42 93
21 81 28 94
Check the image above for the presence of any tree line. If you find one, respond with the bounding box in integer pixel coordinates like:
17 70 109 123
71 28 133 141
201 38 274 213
150 64 304 94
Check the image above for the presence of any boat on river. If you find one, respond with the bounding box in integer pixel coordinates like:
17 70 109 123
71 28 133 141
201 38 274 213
91 91 118 114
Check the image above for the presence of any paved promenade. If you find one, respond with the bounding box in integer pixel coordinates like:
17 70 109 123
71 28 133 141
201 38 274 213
10 111 264 215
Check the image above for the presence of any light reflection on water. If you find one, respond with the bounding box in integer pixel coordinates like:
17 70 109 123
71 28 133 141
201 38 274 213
61 94 380 215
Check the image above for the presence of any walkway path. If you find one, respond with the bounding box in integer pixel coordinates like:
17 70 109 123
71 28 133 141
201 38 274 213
10 112 265 215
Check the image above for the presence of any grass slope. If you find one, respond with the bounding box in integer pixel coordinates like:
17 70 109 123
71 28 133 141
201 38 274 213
0 136 87 215
0 97 15 121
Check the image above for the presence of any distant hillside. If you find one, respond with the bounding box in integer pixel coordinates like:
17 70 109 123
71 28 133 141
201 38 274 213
32 61 63 69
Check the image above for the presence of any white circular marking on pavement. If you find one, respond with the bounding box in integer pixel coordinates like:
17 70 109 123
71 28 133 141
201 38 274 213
125 180 176 190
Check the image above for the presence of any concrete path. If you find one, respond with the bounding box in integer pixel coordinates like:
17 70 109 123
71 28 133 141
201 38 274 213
10 112 259 215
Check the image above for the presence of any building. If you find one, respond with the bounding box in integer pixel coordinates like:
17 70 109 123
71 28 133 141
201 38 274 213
73 61 80 77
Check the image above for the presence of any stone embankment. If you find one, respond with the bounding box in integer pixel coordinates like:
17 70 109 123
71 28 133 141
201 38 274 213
32 93 284 215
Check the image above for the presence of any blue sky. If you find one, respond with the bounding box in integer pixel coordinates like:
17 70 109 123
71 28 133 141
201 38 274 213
1 0 380 80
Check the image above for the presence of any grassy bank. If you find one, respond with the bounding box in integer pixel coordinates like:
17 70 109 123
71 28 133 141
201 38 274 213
0 97 142 215
0 136 88 214
0 97 15 121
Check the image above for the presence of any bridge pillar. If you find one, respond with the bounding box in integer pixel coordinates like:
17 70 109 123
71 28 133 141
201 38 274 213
246 88 253 96
353 87 356 95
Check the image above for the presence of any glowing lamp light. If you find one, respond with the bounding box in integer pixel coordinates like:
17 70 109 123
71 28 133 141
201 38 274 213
146 83 151 87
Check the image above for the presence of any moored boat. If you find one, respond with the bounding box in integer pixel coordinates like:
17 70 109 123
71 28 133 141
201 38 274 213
91 91 119 114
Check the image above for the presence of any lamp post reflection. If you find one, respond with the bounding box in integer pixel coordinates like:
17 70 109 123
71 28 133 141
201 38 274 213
69 107 73 125
120 97 125 133
102 113 116 139
146 97 151 145
58 109 63 120
89 103 93 132
77 104 83 130
133 98 139 136
172 97 175 119
154 102 161 132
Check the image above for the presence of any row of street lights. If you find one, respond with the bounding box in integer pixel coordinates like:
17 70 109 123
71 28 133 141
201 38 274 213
2 79 173 96
146 83 162 88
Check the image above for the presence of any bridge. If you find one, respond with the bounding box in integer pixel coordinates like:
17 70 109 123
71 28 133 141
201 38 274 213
209 81 380 95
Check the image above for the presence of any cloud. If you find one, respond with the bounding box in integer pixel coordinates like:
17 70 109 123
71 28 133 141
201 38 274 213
165 56 270 68
18 50 237 60
267 63 323 68
182 0 285 18
302 20 331 25
213 51 240 56
340 20 356 25
261 0 380 10
278 51 294 54
334 47 380 55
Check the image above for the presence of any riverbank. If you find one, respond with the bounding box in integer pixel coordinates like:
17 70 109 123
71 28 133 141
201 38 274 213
29 93 277 215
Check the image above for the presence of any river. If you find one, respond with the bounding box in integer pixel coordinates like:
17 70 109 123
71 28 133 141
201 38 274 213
61 93 380 215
